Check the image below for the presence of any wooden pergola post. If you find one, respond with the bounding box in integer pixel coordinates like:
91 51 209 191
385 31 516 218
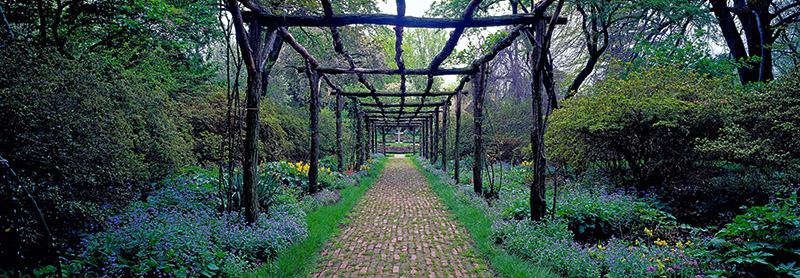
335 89 344 172
412 126 416 155
242 20 263 223
442 100 449 171
472 63 487 194
308 66 321 195
421 119 430 158
453 91 462 183
425 119 430 158
381 126 387 156
356 109 364 168
433 107 440 164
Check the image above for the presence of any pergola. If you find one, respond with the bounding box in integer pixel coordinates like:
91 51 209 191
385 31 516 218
225 0 566 222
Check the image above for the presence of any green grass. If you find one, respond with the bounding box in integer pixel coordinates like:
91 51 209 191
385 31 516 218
244 157 387 278
410 157 560 278
385 142 415 147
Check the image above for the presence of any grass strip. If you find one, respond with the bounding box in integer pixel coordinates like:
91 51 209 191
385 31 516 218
410 157 560 278
248 157 387 278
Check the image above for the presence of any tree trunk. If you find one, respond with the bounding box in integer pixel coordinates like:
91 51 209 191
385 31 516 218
307 67 321 195
433 109 440 164
708 0 771 84
454 91 462 183
336 91 344 172
442 101 448 171
473 63 487 195
411 128 415 155
242 21 263 224
356 110 364 168
529 22 547 222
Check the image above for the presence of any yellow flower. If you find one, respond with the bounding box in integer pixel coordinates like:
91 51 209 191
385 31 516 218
597 244 606 250
644 227 653 237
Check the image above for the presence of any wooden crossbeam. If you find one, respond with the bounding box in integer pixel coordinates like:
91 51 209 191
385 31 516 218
333 91 460 97
362 101 445 108
364 109 437 114
315 67 475 75
366 115 431 119
241 12 567 28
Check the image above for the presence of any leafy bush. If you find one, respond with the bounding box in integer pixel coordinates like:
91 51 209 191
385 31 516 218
555 187 673 243
66 178 307 277
547 64 738 190
697 66 800 170
709 189 800 277
0 45 195 188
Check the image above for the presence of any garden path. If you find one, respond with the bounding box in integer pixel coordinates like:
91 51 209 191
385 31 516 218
311 157 493 278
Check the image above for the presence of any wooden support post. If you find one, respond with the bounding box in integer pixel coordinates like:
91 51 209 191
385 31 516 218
242 20 263 223
422 120 431 159
429 119 433 159
372 123 376 154
356 109 364 168
381 127 387 156
425 120 430 158
336 90 344 172
419 120 428 158
367 121 371 156
529 17 551 221
442 100 448 171
308 67 321 195
454 91 462 183
473 63 487 195
433 108 440 164
412 126 417 155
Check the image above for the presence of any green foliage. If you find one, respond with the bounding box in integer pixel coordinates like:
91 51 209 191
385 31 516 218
0 45 195 187
547 64 739 189
629 31 737 78
554 187 674 243
485 100 532 163
709 189 800 277
697 67 800 169
260 101 310 162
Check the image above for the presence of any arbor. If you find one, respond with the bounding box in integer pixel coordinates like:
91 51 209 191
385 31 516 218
708 0 800 84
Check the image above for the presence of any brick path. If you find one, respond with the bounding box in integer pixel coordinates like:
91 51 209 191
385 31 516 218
312 157 493 278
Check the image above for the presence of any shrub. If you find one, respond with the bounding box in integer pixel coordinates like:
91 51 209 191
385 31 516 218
547 64 738 190
709 189 800 277
696 66 800 171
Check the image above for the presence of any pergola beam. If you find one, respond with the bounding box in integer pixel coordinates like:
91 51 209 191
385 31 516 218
333 91 460 97
364 110 437 114
241 12 567 28
362 101 446 108
315 67 475 75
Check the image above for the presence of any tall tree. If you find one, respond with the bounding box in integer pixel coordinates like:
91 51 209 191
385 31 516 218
563 0 708 94
708 0 800 84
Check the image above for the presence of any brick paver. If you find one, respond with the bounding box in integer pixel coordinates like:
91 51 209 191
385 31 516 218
312 157 493 278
